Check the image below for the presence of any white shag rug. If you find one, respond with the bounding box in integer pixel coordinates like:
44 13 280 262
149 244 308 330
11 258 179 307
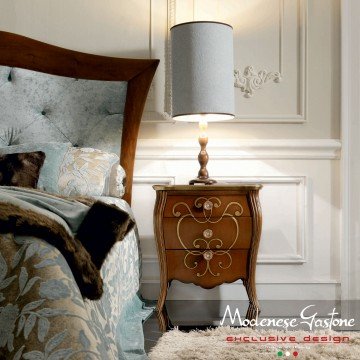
148 327 360 360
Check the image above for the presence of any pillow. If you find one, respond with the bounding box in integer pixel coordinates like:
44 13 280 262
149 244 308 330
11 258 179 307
0 151 45 188
57 147 125 197
109 164 126 198
0 142 71 193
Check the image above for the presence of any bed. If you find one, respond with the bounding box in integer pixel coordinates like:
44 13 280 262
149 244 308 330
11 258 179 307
0 31 159 359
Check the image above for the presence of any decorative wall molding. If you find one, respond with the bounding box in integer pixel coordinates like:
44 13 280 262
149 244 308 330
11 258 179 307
216 176 307 264
143 0 308 123
142 0 173 122
234 66 282 98
165 0 175 116
135 139 341 160
133 176 175 186
234 0 307 122
137 175 309 265
233 0 284 98
133 161 339 302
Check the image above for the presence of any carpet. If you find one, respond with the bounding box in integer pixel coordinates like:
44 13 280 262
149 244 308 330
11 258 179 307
148 327 360 360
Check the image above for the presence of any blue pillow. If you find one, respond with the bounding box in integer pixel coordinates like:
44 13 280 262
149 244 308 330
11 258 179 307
0 142 71 193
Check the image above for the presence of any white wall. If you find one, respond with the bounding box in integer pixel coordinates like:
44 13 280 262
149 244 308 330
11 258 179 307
341 0 360 301
0 0 342 300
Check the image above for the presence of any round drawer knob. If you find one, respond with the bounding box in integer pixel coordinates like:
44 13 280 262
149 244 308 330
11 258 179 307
203 200 213 210
203 229 213 238
203 250 213 261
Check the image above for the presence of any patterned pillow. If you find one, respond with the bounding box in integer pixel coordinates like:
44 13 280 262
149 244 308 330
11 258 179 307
58 147 125 197
0 151 45 188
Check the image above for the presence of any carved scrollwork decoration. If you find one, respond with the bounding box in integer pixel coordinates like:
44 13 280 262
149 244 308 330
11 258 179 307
234 66 282 98
172 197 243 277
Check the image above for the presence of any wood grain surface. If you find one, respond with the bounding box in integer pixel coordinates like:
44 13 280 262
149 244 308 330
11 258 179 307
153 185 263 331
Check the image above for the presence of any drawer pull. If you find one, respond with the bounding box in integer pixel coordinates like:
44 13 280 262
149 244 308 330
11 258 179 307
203 250 213 261
203 229 213 238
203 200 213 210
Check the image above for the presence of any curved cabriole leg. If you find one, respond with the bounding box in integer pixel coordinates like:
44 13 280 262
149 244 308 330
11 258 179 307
244 189 262 328
156 280 170 332
153 190 170 332
244 278 260 324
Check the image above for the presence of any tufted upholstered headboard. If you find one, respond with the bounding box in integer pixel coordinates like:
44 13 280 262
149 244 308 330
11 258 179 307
0 67 128 154
0 31 159 204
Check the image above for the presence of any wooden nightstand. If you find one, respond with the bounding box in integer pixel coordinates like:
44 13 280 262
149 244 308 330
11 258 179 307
153 184 262 331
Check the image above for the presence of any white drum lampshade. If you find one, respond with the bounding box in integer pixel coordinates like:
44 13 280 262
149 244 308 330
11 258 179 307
171 21 235 121
171 21 235 184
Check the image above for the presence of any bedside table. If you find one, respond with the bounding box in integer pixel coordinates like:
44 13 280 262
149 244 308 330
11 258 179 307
153 184 262 331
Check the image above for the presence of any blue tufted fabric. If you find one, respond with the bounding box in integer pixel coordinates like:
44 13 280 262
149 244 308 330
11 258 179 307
0 66 127 154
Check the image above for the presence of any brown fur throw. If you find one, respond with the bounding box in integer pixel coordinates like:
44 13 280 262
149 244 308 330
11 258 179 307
77 201 135 269
0 151 45 188
0 199 135 300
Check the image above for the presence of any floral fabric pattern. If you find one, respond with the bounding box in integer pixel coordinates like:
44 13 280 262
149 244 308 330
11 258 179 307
0 197 148 359
58 147 125 198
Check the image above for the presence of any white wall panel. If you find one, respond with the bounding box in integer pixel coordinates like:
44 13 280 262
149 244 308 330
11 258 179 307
141 0 340 140
1 0 151 57
170 0 307 121
218 177 307 264
341 0 360 300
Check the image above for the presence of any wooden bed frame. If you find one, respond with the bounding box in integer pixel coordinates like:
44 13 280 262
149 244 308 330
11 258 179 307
0 31 159 204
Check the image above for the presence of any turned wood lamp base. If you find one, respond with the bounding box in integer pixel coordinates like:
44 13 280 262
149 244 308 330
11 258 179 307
189 118 217 185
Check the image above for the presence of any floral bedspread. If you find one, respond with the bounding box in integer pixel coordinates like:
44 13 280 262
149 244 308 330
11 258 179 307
0 195 151 360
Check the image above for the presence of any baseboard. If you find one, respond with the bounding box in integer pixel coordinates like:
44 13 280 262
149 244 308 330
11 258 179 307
140 281 340 301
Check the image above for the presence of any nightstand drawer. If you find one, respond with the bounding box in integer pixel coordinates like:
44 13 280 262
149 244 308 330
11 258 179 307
164 195 250 218
166 249 248 289
163 217 252 249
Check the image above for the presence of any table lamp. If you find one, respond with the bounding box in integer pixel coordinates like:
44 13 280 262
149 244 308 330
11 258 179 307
171 21 235 184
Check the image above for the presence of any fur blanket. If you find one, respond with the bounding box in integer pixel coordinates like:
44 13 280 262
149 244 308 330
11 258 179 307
0 188 134 300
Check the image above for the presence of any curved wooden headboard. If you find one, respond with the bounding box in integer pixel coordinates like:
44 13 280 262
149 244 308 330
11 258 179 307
0 31 159 204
